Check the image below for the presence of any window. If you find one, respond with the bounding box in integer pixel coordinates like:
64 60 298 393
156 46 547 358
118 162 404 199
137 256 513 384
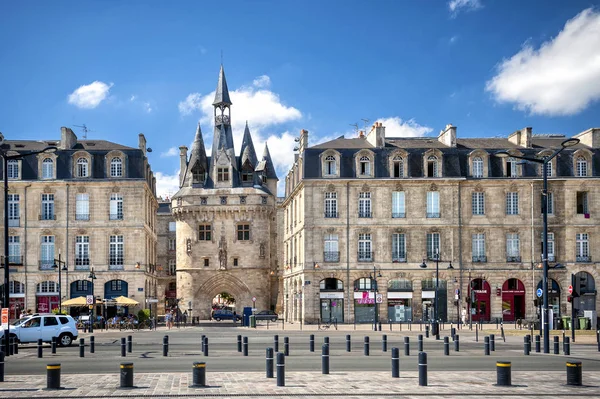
426 233 440 260
110 193 123 220
204 258 209 267
392 191 405 218
392 156 403 178
324 192 338 218
7 159 18 179
358 233 372 261
472 157 483 178
576 233 589 261
576 192 588 215
472 234 486 262
358 192 371 218
324 234 339 262
355 278 374 291
10 281 25 294
472 192 484 215
40 236 55 269
110 157 123 177
168 259 176 275
233 258 238 267
506 192 519 215
359 156 371 176
426 191 440 218
76 280 89 292
241 169 253 183
540 232 555 262
237 224 250 241
41 194 54 220
506 157 517 178
44 317 59 327
8 236 20 264
576 157 588 177
169 222 176 231
76 193 89 220
37 281 58 293
168 239 176 251
110 280 122 291
75 236 90 268
77 158 89 177
217 167 229 182
198 224 212 240
506 233 520 261
109 235 124 269
325 155 337 175
545 161 553 177
42 158 54 179
427 156 438 177
392 233 406 262
541 192 554 215
8 194 19 227
191 163 205 184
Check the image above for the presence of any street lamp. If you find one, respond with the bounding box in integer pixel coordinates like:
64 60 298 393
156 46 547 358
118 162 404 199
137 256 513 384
420 253 454 340
52 252 68 313
370 266 382 331
88 268 97 333
495 137 579 353
1 133 56 356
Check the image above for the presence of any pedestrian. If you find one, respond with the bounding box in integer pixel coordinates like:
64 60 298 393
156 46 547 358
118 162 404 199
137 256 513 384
183 310 188 326
165 311 172 330
461 307 467 326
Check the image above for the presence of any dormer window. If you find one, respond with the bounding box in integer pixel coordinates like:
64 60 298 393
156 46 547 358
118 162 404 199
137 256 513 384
359 156 371 176
427 156 438 177
77 158 89 177
576 156 588 177
191 163 205 184
472 157 483 178
7 159 19 179
325 155 337 175
506 157 517 178
261 174 267 184
392 156 404 178
110 157 123 177
241 161 253 184
217 167 229 182
42 158 54 179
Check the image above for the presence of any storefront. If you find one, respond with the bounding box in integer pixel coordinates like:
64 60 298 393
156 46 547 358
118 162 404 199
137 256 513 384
320 278 344 323
9 281 25 319
104 280 129 318
422 278 447 322
536 278 561 318
502 278 526 322
69 280 94 317
36 281 59 313
354 278 376 323
469 278 491 322
387 279 413 322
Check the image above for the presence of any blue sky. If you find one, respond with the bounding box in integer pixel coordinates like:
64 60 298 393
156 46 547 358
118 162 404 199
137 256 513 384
1 0 600 197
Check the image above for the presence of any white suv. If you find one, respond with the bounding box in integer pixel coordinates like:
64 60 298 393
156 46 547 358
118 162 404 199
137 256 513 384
0 314 78 346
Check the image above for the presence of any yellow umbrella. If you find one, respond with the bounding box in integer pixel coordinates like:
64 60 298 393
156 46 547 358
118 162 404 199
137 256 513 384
113 296 139 306
62 296 100 307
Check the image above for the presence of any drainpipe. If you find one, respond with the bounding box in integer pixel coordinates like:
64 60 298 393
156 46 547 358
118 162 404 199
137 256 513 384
23 184 31 312
457 182 463 323
530 181 535 318
65 184 69 301
346 181 350 323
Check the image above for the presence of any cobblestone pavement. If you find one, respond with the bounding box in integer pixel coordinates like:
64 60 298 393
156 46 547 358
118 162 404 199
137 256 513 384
1 371 599 398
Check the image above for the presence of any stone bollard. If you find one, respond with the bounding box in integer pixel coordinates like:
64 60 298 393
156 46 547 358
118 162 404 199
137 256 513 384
266 348 274 378
443 337 449 356
454 334 460 352
535 335 540 353
382 335 387 352
203 337 209 357
274 335 279 353
322 344 330 374
0 352 4 382
163 335 168 357
484 336 490 355
119 362 134 388
190 362 206 387
346 335 351 352
90 336 95 354
46 363 61 389
79 338 85 358
566 361 582 386
418 334 423 352
237 334 242 352
404 337 410 356
243 336 249 356
391 347 399 378
276 352 285 387
284 337 289 356
364 336 370 356
490 334 495 351
51 336 57 354
127 335 132 353
121 337 126 357
38 339 43 358
418 352 427 386
554 336 560 355
564 337 570 356
496 361 511 386
309 334 315 352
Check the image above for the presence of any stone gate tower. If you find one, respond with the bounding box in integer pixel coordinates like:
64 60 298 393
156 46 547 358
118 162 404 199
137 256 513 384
172 65 278 318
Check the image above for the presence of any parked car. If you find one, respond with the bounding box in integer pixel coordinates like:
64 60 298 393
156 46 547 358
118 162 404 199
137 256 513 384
0 314 78 346
212 309 241 322
254 310 278 322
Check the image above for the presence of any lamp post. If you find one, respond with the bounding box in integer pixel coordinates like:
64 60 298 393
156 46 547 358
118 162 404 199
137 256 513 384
88 268 97 333
495 137 580 353
370 266 382 331
1 134 56 356
420 252 454 340
52 252 68 314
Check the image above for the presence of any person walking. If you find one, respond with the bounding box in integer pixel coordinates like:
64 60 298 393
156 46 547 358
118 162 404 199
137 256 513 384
165 310 172 330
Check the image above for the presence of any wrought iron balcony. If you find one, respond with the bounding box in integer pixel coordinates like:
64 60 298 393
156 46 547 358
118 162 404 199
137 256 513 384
109 264 124 270
426 212 440 218
109 213 124 220
358 211 372 218
323 251 340 262
576 255 592 263
39 213 56 220
472 255 487 263
324 211 339 218
75 213 90 221
427 253 441 261
1 255 23 266
38 260 55 270
392 212 405 218
506 256 521 263
358 251 374 262
392 252 407 262
8 217 20 227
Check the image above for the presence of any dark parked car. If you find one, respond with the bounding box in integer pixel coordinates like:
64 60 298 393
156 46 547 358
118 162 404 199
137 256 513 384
254 310 278 322
212 310 241 322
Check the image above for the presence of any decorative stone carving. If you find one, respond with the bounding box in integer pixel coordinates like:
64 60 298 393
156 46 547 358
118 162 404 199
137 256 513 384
111 186 120 193
218 235 227 270
77 186 86 193
186 238 192 255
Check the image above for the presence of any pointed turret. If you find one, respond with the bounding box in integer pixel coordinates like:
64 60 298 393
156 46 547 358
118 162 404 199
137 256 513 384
262 143 278 179
239 122 258 168
184 123 208 187
210 65 237 187
213 64 232 107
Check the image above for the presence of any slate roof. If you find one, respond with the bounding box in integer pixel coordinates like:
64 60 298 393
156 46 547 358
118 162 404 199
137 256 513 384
213 65 232 106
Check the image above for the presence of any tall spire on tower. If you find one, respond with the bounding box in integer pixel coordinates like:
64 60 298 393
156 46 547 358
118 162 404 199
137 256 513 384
213 64 232 107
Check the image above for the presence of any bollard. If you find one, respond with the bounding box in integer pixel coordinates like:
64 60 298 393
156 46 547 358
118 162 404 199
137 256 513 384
190 362 206 387
243 336 249 356
535 335 540 353
418 352 427 386
203 337 209 357
566 361 582 386
119 362 134 388
0 352 4 382
324 336 330 345
490 334 495 351
425 325 429 338
284 337 289 356
382 335 387 352
51 336 57 354
451 327 456 340
454 334 460 352
38 338 43 358
79 338 85 358
237 335 242 352
322 344 330 374
309 334 315 352
276 352 285 387
554 336 559 355
484 336 490 355
443 337 449 356
564 337 570 356
46 363 61 389
404 337 410 356
364 336 370 356
523 336 530 355
163 335 168 357
476 324 479 342
266 348 274 378
127 335 132 353
418 334 423 352
201 334 206 352
391 347 399 378
496 361 511 386
8 338 13 356
11 338 17 356
346 334 351 352
274 334 279 353
121 337 126 357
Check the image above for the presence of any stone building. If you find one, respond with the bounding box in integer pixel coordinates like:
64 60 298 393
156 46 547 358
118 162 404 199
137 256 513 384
0 128 158 319
172 66 279 319
156 199 177 316
282 124 600 326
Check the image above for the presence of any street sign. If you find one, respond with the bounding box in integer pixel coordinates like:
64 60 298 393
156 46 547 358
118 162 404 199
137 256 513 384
252 296 257 302
536 288 543 298
86 295 94 305
1 308 8 329
568 285 573 295
146 298 159 303
376 294 383 304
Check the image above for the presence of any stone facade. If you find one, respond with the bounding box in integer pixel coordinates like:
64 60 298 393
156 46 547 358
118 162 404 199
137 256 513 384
282 125 600 326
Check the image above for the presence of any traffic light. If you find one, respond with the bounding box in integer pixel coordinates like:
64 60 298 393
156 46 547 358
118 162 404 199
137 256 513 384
567 296 573 303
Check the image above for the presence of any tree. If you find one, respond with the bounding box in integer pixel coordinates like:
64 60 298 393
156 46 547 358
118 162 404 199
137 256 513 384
219 292 235 306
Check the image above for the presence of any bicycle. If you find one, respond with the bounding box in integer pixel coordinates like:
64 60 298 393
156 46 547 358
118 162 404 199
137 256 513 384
318 318 338 330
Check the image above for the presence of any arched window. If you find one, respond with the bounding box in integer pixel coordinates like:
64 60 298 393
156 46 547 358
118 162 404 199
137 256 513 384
392 156 404 178
110 157 123 177
77 158 89 177
320 278 343 291
9 281 25 294
427 156 438 177
354 277 375 291
576 156 588 177
472 157 483 178
359 156 371 176
42 158 54 179
325 155 337 175
36 281 58 293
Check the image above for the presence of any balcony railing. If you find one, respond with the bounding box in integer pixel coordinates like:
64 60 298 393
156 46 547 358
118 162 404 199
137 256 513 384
8 217 20 227
507 256 521 263
1 255 23 265
324 251 340 262
358 251 374 262
472 255 487 263
576 255 592 263
109 213 124 220
324 212 339 218
38 260 55 270
75 258 90 269
392 252 406 262
39 214 56 220
75 213 90 221
392 212 405 218
426 212 440 218
109 264 124 270
358 211 372 218
427 253 441 261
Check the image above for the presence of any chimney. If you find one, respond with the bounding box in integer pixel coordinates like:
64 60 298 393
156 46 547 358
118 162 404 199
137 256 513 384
438 124 457 147
138 133 147 156
60 127 77 149
298 129 309 154
359 130 365 139
179 146 188 187
366 122 385 147
573 128 600 148
508 127 532 147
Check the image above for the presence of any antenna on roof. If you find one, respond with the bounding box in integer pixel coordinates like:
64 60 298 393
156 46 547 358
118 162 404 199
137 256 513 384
349 123 359 134
361 118 370 132
73 124 94 139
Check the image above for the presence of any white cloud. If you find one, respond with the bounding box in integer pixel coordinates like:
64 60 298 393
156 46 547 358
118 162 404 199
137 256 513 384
449 35 459 44
160 147 178 158
486 8 600 116
67 81 113 109
253 75 271 88
144 102 152 113
377 117 433 137
448 0 482 17
155 170 180 200
178 93 203 115
130 95 136 102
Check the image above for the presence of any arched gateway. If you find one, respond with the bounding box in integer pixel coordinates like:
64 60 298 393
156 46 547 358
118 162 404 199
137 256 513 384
193 273 254 318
